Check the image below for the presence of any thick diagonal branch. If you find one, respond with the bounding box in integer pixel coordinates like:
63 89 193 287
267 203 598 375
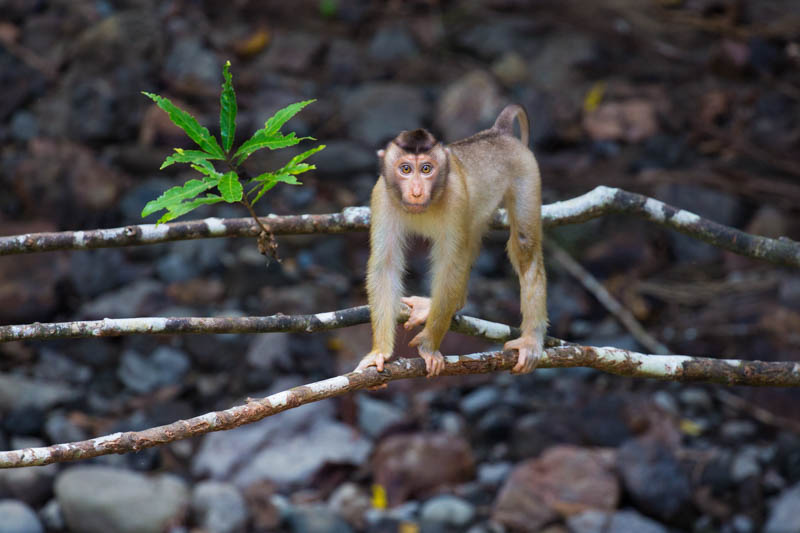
1 187 797 267
2 346 798 468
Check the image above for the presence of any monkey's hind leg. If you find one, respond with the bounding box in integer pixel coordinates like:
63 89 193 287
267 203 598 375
504 174 548 374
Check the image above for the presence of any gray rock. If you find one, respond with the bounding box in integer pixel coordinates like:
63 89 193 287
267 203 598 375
721 420 758 442
0 463 57 506
732 448 762 482
655 184 742 263
477 462 512 486
528 31 595 92
617 438 691 522
10 110 39 142
68 249 141 299
246 333 292 371
609 510 668 533
191 481 248 533
287 506 354 533
765 481 800 533
0 499 43 533
233 419 371 487
192 390 335 479
45 411 88 444
0 373 79 412
33 349 92 384
456 19 539 60
435 70 503 142
164 37 221 92
38 499 64 531
328 482 370 531
652 390 679 416
356 395 405 438
79 280 165 319
257 31 324 74
368 25 418 61
420 495 475 527
55 466 189 533
155 238 227 283
341 84 428 144
568 509 667 533
679 387 713 411
732 514 755 533
117 346 190 394
460 386 501 417
312 141 375 175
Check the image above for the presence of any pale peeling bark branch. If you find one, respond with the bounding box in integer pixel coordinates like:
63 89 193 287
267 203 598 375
0 306 523 344
1 187 797 267
2 345 799 468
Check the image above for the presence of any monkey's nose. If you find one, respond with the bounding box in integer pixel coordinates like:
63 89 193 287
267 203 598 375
411 188 422 198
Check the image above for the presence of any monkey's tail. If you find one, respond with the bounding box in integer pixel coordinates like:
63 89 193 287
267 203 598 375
493 104 530 147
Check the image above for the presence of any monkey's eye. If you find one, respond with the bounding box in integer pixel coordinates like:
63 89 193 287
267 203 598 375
399 163 412 174
420 163 433 174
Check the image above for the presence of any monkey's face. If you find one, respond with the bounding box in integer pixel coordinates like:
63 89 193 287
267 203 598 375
381 144 447 214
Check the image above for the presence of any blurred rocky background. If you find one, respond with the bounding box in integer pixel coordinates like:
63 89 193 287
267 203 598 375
1 0 800 532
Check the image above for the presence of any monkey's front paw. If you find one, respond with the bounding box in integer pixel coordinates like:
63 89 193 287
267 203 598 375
356 351 390 373
504 336 543 374
401 296 431 330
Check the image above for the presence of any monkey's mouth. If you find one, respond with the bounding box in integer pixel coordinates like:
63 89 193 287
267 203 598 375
402 201 429 214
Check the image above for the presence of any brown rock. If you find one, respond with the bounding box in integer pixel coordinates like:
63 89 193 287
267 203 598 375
435 70 503 142
583 99 658 143
371 432 475 506
493 445 619 532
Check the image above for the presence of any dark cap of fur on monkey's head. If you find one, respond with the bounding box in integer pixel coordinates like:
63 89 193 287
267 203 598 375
392 129 438 154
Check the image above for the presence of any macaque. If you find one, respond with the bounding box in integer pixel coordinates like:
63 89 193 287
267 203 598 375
356 104 547 377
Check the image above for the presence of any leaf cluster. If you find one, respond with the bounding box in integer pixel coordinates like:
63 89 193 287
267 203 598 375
142 61 325 224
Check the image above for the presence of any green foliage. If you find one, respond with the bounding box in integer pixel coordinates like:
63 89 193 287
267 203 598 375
141 61 324 224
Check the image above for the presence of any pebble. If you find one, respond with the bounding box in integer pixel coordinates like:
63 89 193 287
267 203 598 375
459 386 501 417
286 506 354 533
191 481 248 533
420 494 475 527
356 395 405 438
764 481 800 533
0 499 44 533
55 466 189 533
117 346 190 394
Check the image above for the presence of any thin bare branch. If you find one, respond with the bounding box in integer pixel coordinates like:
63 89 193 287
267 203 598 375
0 306 522 345
546 241 671 354
1 187 797 267
2 345 799 468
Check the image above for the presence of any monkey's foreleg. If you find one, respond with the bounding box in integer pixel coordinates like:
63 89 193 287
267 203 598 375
401 296 430 330
409 239 473 377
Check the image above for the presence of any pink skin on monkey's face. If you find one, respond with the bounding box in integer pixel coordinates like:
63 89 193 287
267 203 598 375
394 155 439 213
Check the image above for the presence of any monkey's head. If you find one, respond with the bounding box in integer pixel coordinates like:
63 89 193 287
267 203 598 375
378 129 449 214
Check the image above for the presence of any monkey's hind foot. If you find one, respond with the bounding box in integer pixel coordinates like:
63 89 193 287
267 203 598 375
418 349 445 377
504 336 543 374
401 296 431 330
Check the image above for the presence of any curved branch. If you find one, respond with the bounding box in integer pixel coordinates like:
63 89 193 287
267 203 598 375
0 305 526 345
2 346 799 468
1 187 797 267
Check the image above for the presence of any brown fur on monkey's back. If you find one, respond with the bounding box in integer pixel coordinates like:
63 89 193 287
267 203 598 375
447 128 541 222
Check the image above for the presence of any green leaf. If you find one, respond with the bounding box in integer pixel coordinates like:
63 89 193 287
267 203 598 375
141 178 217 218
263 99 315 135
160 148 224 170
250 180 279 205
234 131 311 164
220 61 237 153
233 99 317 163
156 194 224 224
143 92 224 158
218 171 243 202
283 145 326 173
190 160 222 179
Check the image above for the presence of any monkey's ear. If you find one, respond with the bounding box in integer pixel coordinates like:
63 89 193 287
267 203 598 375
377 149 385 158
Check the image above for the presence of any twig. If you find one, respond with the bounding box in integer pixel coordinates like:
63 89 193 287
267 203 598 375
1 187 797 268
2 346 799 468
546 242 671 354
0 306 524 345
